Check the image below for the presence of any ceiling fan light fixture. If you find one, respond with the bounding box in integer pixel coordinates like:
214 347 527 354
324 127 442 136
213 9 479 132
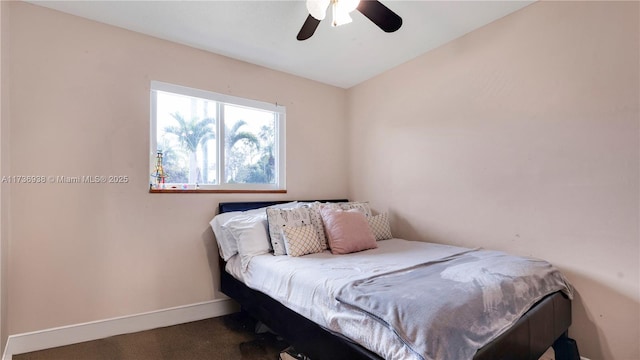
331 0 360 27
298 0 400 41
331 2 351 26
307 0 330 20
341 0 361 13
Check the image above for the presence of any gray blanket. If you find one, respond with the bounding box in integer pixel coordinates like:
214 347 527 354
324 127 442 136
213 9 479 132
335 249 573 360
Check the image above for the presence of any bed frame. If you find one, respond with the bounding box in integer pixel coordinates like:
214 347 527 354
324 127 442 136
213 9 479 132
217 200 580 360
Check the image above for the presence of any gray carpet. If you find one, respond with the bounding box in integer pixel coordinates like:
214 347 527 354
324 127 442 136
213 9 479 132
14 312 290 360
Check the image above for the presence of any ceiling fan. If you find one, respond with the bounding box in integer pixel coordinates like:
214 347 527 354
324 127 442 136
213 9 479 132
297 0 403 41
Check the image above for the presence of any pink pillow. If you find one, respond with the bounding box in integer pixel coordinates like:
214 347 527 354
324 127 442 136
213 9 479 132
320 207 377 255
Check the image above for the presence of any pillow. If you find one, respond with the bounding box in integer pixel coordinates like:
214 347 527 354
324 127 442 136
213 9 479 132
266 207 313 256
306 201 372 249
281 224 324 257
368 213 393 240
210 201 298 260
226 214 270 270
318 201 372 217
210 211 253 261
320 207 377 255
302 203 329 250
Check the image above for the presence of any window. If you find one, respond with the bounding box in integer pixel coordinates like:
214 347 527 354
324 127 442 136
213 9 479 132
150 81 285 192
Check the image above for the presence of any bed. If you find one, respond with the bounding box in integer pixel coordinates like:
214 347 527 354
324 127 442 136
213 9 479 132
214 200 580 360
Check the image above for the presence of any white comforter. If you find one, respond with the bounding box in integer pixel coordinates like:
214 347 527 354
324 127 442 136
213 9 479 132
226 238 471 360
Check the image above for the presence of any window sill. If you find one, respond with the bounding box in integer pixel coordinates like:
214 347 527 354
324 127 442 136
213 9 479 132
149 188 287 194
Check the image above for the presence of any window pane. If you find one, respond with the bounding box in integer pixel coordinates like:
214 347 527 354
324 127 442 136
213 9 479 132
224 104 276 184
151 81 285 191
156 91 217 185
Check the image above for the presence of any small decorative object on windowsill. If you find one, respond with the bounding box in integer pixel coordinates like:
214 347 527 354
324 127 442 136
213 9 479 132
150 150 168 189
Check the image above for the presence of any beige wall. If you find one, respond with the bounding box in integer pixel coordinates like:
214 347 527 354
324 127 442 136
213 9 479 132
6 2 348 335
0 0 9 350
348 1 639 359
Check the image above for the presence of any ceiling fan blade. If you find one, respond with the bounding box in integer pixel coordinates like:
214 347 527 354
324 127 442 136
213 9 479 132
297 14 322 41
357 0 402 33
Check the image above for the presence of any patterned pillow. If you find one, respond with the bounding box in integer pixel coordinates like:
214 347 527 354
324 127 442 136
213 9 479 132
302 203 329 250
266 207 313 256
368 213 393 240
318 201 372 217
281 224 324 257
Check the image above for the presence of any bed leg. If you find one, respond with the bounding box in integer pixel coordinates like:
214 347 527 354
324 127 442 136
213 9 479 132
552 332 580 360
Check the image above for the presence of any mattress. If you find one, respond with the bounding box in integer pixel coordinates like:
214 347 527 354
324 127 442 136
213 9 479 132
228 238 471 360
225 253 245 283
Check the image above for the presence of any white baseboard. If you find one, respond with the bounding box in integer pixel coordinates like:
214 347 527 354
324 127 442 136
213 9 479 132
2 298 239 360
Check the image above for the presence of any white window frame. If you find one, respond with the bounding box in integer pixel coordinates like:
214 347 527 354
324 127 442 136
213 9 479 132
150 81 286 191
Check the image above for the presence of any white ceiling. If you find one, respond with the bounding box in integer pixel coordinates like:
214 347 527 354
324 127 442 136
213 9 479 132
28 0 534 89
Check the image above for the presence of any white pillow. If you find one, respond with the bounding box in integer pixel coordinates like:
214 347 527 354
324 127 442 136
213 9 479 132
210 201 298 260
210 211 250 261
226 214 270 270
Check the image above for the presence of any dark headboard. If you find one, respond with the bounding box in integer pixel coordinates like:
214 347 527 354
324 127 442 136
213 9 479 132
218 199 348 214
